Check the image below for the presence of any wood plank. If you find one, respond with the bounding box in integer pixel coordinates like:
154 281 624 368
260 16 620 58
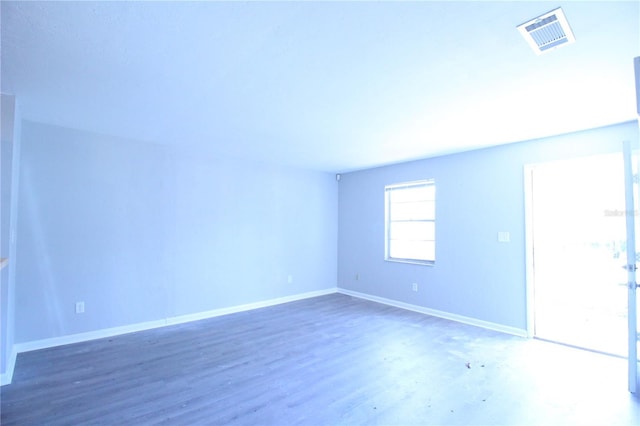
1 294 638 425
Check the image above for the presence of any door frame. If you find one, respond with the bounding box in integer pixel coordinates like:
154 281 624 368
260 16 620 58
524 162 536 338
622 139 639 394
523 153 627 341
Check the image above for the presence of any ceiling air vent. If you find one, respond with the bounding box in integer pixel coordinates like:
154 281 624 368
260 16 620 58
517 7 575 55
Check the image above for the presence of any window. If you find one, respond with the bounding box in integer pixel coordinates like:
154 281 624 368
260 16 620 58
385 179 435 265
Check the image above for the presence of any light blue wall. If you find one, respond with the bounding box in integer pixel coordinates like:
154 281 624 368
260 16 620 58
14 121 338 343
169 151 338 315
12 118 638 345
338 121 638 331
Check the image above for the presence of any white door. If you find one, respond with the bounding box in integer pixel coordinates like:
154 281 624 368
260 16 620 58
622 140 639 394
624 56 640 394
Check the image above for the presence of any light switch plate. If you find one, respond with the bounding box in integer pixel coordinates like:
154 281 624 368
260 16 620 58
498 231 510 243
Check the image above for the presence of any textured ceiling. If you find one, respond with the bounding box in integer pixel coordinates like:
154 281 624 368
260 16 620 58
2 1 639 172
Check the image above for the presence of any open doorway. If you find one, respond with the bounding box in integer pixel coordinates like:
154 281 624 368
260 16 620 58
526 153 628 357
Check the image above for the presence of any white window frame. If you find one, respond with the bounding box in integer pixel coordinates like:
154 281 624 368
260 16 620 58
384 179 435 265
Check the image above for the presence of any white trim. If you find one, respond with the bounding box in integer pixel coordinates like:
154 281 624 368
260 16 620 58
337 288 527 337
384 179 434 191
385 179 436 264
384 258 435 267
164 288 337 326
5 286 529 385
13 319 167 354
13 288 337 355
523 164 536 338
0 346 17 386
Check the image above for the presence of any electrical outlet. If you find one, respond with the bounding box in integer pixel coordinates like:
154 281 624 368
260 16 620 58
355 273 359 281
287 275 293 284
75 301 85 314
412 283 418 292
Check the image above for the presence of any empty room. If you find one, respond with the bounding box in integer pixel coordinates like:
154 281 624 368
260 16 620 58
1 1 640 424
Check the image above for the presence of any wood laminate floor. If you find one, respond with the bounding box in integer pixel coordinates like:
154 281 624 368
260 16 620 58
1 293 639 425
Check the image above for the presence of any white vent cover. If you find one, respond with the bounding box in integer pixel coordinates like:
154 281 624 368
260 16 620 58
517 7 575 55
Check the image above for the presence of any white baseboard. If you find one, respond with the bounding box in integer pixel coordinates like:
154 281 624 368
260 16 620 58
337 288 528 337
164 288 337 327
13 318 169 354
12 287 338 356
0 345 17 386
4 286 524 386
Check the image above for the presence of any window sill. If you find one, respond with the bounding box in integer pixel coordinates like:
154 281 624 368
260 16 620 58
385 258 435 267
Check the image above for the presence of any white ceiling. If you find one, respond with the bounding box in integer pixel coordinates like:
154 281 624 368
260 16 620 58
2 1 639 172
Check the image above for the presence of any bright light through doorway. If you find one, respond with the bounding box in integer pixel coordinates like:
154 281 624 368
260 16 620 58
531 153 628 357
